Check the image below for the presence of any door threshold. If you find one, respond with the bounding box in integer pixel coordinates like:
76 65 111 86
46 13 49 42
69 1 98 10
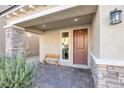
72 64 89 69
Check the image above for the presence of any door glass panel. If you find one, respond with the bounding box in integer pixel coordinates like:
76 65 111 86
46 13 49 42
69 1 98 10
61 32 69 60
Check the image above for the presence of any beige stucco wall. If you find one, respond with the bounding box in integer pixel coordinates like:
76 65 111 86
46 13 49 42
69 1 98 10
0 5 9 54
39 25 92 67
0 17 6 54
99 5 124 61
91 7 100 58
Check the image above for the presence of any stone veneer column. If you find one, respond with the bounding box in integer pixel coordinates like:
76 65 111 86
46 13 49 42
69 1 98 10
5 26 25 58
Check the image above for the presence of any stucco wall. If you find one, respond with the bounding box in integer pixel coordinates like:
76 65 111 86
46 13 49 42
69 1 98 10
39 25 92 67
0 17 6 54
91 7 100 58
99 5 124 60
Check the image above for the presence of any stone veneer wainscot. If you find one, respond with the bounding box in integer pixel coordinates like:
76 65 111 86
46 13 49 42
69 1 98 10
91 53 124 88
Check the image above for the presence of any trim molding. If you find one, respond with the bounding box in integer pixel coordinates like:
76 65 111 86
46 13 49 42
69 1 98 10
4 25 43 34
1 5 25 17
4 25 25 30
8 5 78 26
90 52 124 66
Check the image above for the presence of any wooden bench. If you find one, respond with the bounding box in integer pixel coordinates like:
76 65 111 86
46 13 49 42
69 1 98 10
43 54 60 66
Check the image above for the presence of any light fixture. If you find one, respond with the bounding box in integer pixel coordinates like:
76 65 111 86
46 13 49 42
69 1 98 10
20 8 26 14
6 15 12 19
27 32 32 37
29 5 36 10
74 18 78 22
110 8 122 25
12 12 18 16
42 25 46 27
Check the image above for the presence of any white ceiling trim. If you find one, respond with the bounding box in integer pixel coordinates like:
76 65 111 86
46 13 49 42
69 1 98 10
4 24 25 30
1 5 26 17
8 5 78 26
4 24 43 34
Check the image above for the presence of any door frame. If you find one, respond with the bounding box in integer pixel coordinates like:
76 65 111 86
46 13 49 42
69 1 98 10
73 28 88 65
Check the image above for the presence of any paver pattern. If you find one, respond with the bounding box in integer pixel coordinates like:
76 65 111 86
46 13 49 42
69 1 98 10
32 63 94 88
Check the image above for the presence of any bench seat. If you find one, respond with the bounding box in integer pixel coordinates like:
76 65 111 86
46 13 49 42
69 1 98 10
43 54 60 66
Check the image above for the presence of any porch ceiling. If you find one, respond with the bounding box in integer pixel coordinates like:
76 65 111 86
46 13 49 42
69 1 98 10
15 5 97 33
26 13 94 31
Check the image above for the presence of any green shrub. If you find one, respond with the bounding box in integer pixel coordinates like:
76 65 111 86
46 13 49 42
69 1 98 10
0 53 37 88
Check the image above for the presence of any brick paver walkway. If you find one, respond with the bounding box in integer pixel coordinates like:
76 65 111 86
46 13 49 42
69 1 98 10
32 63 94 88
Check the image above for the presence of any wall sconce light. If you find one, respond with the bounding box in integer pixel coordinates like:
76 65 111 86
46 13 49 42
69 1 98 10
27 32 32 37
110 8 122 25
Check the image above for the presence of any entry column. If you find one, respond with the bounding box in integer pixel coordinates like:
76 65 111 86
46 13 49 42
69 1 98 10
5 26 25 58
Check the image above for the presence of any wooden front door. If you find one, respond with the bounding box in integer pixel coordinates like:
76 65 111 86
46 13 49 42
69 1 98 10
73 29 88 65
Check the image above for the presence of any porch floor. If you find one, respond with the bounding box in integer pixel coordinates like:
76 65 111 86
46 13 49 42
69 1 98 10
32 63 94 88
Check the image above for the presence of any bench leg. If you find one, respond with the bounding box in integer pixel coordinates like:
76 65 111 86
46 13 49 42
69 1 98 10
43 60 48 64
55 62 59 67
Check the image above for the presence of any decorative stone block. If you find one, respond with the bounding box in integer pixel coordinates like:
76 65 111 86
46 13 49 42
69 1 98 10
107 71 118 78
97 74 102 79
96 83 107 88
114 66 124 73
103 77 118 83
106 81 124 88
118 73 124 77
107 66 114 71
97 64 107 71
118 77 124 84
97 79 106 85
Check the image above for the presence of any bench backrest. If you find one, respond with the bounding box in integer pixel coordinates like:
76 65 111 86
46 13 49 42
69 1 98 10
46 54 60 59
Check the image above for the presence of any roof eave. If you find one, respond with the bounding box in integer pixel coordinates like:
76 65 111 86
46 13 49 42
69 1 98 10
0 5 25 17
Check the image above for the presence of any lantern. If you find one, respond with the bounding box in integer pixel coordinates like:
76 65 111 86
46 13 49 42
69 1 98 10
110 8 122 25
